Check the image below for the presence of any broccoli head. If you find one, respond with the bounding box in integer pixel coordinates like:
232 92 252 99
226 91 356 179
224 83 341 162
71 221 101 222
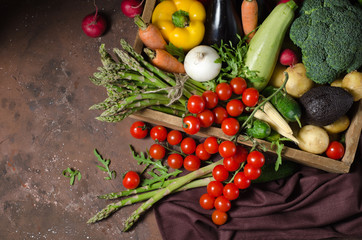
289 0 362 84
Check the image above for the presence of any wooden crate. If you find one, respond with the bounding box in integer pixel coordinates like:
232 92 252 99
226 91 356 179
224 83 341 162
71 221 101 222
130 0 362 173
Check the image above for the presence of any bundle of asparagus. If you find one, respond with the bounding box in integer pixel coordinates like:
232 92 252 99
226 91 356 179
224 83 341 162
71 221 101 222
89 39 208 122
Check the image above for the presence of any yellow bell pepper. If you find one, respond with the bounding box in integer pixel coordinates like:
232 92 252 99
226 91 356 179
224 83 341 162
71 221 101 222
151 0 206 51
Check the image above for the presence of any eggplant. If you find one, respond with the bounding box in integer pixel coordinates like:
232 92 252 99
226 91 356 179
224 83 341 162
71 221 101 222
202 0 243 47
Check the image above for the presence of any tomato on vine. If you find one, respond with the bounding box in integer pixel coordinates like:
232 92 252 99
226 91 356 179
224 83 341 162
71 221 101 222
226 99 244 117
221 117 240 136
167 130 183 145
187 95 206 114
326 141 345 160
223 183 240 200
215 82 233 101
167 153 184 169
181 137 197 155
149 143 166 160
223 156 241 172
199 193 215 210
243 163 261 180
150 125 168 142
212 210 228 225
202 90 219 109
242 88 259 107
212 164 229 182
183 115 200 135
195 143 211 161
218 141 237 158
183 155 201 171
230 77 247 95
204 136 219 154
213 106 229 124
247 151 265 168
233 172 251 189
207 180 224 197
214 195 231 212
232 145 249 164
197 109 215 128
122 171 140 190
130 121 148 139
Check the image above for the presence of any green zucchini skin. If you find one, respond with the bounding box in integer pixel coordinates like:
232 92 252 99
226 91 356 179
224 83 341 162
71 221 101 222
244 1 297 91
262 86 302 122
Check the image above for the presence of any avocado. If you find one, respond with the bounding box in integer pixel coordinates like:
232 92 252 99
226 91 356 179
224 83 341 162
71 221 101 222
299 86 353 126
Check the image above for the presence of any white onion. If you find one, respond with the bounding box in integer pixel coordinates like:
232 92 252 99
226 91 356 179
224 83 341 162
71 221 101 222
184 45 221 82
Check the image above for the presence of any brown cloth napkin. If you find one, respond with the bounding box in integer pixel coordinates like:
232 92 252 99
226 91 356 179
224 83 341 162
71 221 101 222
154 138 362 240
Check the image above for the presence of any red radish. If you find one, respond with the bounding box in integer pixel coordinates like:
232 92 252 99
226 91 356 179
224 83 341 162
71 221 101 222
121 0 144 18
279 48 298 66
82 2 107 38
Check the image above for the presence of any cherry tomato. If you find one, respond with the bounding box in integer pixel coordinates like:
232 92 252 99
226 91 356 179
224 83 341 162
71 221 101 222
183 155 201 171
187 95 206 114
218 141 237 158
233 172 251 189
215 82 233 101
242 88 259 107
214 196 231 212
223 156 241 172
243 163 261 180
247 151 265 168
167 130 183 145
196 143 211 161
204 136 219 154
221 118 240 136
223 183 239 200
183 116 200 135
150 125 168 142
202 90 219 109
129 121 148 139
207 180 224 197
232 145 249 164
122 171 140 189
212 210 228 225
180 137 197 155
213 106 229 124
167 153 184 169
230 77 247 95
212 165 229 182
226 99 244 117
197 109 215 128
326 141 345 160
199 193 215 210
149 143 166 160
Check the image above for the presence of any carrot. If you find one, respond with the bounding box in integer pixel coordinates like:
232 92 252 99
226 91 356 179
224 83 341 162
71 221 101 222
144 48 185 74
134 15 166 50
241 0 258 42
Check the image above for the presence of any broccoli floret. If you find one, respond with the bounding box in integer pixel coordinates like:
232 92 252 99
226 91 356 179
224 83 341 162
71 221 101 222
289 0 362 84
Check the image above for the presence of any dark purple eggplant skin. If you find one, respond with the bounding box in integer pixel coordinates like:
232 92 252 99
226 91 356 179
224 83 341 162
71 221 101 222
202 0 243 47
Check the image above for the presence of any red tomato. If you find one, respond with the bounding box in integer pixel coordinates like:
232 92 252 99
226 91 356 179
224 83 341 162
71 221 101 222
223 156 241 172
181 137 197 155
204 136 219 154
215 82 233 101
221 118 240 136
226 99 244 117
223 183 240 200
326 141 345 160
149 144 166 160
212 210 228 225
218 141 237 158
247 151 265 168
202 90 219 109
230 77 247 95
129 121 148 139
187 95 206 114
167 153 184 169
212 165 229 182
122 171 140 189
233 172 251 189
243 163 261 180
197 109 215 128
242 88 259 107
183 155 201 171
207 180 224 197
183 116 201 135
195 143 211 161
167 130 183 145
232 145 249 164
213 106 229 124
150 125 168 142
214 196 231 212
199 193 215 210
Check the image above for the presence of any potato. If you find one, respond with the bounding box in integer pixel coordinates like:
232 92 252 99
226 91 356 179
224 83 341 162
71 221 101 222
341 71 362 101
284 63 315 98
269 63 287 88
330 78 343 88
323 115 350 134
297 125 329 154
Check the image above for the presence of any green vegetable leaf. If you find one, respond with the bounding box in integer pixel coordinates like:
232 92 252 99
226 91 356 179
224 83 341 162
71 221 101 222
94 149 117 180
165 42 185 62
62 167 82 186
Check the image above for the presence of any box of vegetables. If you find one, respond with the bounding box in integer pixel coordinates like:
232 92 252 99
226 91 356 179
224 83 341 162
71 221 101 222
90 0 362 173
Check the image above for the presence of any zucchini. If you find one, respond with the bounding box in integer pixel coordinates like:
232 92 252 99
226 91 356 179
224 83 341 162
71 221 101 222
262 86 302 126
244 1 297 91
